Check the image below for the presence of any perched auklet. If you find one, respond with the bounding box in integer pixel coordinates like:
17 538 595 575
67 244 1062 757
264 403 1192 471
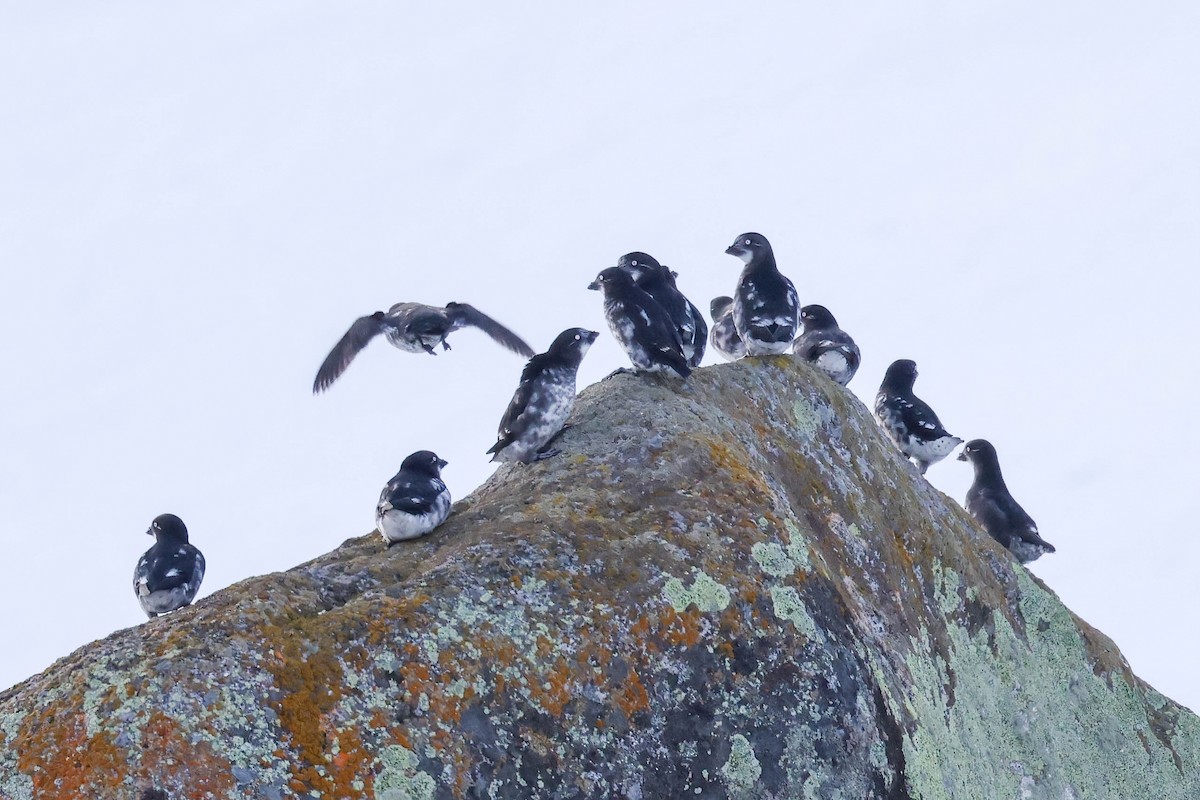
958 439 1056 563
724 232 800 355
708 296 747 361
793 304 861 386
313 302 535 392
489 328 598 463
615 253 707 367
874 359 963 474
588 267 690 378
133 514 206 619
376 450 451 545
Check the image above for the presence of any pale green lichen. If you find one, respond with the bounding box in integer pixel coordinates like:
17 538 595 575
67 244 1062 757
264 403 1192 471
721 733 762 796
783 519 813 570
662 571 732 613
769 586 821 641
375 744 436 800
792 397 820 438
751 541 796 578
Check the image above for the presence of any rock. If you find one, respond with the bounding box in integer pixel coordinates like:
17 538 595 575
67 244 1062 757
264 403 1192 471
1 358 1197 799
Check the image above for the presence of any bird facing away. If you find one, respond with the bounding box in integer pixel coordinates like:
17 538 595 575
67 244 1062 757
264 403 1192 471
793 304 861 386
709 296 747 361
313 302 535 392
958 439 1056 563
376 450 451 545
133 514 206 619
489 328 598 463
616 252 708 367
588 267 691 378
874 359 963 474
724 232 800 355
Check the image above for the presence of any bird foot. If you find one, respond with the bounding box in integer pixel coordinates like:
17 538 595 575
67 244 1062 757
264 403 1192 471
602 368 633 380
534 447 562 461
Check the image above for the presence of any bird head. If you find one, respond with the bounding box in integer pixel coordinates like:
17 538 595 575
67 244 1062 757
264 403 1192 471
588 267 633 292
148 513 188 542
401 450 448 476
800 304 838 331
883 358 918 389
957 439 997 463
615 252 662 283
710 296 734 320
548 328 599 363
725 232 771 264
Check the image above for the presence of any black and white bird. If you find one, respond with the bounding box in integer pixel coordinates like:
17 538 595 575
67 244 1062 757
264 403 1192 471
958 439 1056 563
724 232 800 355
793 304 861 386
708 296 747 361
616 252 707 367
588 267 691 378
874 359 963 474
375 450 451 545
133 514 206 619
489 328 598 463
313 302 535 392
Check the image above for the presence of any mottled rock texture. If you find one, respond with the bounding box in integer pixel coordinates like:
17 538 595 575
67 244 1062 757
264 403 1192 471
2 358 1197 800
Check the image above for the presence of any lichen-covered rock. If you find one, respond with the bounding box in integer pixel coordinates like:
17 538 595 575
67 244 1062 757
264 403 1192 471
2 358 1197 799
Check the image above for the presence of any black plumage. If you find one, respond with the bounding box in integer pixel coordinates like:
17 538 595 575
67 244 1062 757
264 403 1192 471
793 304 860 386
958 439 1056 563
724 232 800 355
588 267 691 378
874 359 963 474
376 450 451 545
616 252 707 367
489 328 598 463
708 296 746 361
313 302 534 392
133 514 205 619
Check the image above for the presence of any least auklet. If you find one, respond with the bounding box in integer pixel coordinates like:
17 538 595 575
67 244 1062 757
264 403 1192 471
588 268 690 378
376 450 451 545
793 304 860 386
874 359 963 474
958 439 1056 563
616 253 707 367
724 232 800 355
133 514 205 619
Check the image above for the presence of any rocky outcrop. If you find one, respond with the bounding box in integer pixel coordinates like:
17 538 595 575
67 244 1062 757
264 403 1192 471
2 358 1197 800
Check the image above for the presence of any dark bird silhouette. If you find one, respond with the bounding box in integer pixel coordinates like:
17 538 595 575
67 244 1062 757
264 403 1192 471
793 304 860 386
708 296 746 361
616 252 707 367
724 232 800 355
874 359 963 474
133 514 205 619
588 268 690 378
313 302 534 392
376 450 451 545
958 439 1056 563
489 328 598 463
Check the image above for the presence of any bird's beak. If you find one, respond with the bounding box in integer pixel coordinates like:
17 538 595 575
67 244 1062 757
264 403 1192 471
587 280 600 291
956 451 968 461
724 245 739 255
439 459 449 469
145 527 155 536
585 330 599 343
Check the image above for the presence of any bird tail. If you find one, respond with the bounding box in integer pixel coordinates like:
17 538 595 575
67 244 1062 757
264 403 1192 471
445 302 536 357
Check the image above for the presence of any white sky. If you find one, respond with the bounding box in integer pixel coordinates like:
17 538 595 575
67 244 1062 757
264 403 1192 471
2 3 1197 712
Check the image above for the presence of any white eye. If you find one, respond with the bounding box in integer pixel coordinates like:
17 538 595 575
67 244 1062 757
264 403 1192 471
744 239 751 246
574 334 581 340
631 260 638 266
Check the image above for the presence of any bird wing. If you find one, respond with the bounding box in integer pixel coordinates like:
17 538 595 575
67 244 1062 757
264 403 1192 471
445 302 536 357
803 334 860 370
487 365 541 454
144 546 201 592
998 495 1055 550
312 313 389 393
896 394 950 441
382 475 446 514
685 299 708 366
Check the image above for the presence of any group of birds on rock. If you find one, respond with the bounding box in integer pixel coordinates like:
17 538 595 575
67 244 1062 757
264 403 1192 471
130 230 1053 620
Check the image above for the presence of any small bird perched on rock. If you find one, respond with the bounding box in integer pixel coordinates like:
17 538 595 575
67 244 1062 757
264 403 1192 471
376 450 451 545
313 302 535 392
615 252 707 367
133 514 206 619
588 268 691 378
708 296 746 361
793 304 860 386
724 232 800 355
958 439 1056 563
488 328 598 463
874 359 963 474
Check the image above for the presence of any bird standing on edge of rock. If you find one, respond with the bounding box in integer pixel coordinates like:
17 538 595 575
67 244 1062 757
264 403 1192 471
958 439 1056 563
376 450 451 546
874 359 963 474
488 328 599 463
708 296 746 361
615 252 707 368
313 301 535 392
725 232 800 355
133 514 206 619
793 304 860 386
588 268 691 378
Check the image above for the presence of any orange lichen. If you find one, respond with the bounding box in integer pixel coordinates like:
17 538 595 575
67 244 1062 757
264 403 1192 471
529 658 574 716
616 667 651 718
136 711 236 798
661 607 703 648
16 706 128 799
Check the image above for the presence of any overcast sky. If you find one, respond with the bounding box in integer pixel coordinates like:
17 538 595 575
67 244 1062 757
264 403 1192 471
2 3 1197 712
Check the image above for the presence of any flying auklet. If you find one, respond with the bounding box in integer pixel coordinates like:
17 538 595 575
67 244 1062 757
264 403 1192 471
874 359 963 474
313 302 535 392
793 304 861 386
957 439 1056 563
488 328 598 463
133 514 206 619
615 253 708 367
376 450 451 545
724 232 800 356
588 267 691 378
709 296 747 361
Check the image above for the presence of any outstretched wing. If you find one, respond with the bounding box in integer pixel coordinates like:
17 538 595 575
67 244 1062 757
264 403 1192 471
313 313 388 393
445 302 535 357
